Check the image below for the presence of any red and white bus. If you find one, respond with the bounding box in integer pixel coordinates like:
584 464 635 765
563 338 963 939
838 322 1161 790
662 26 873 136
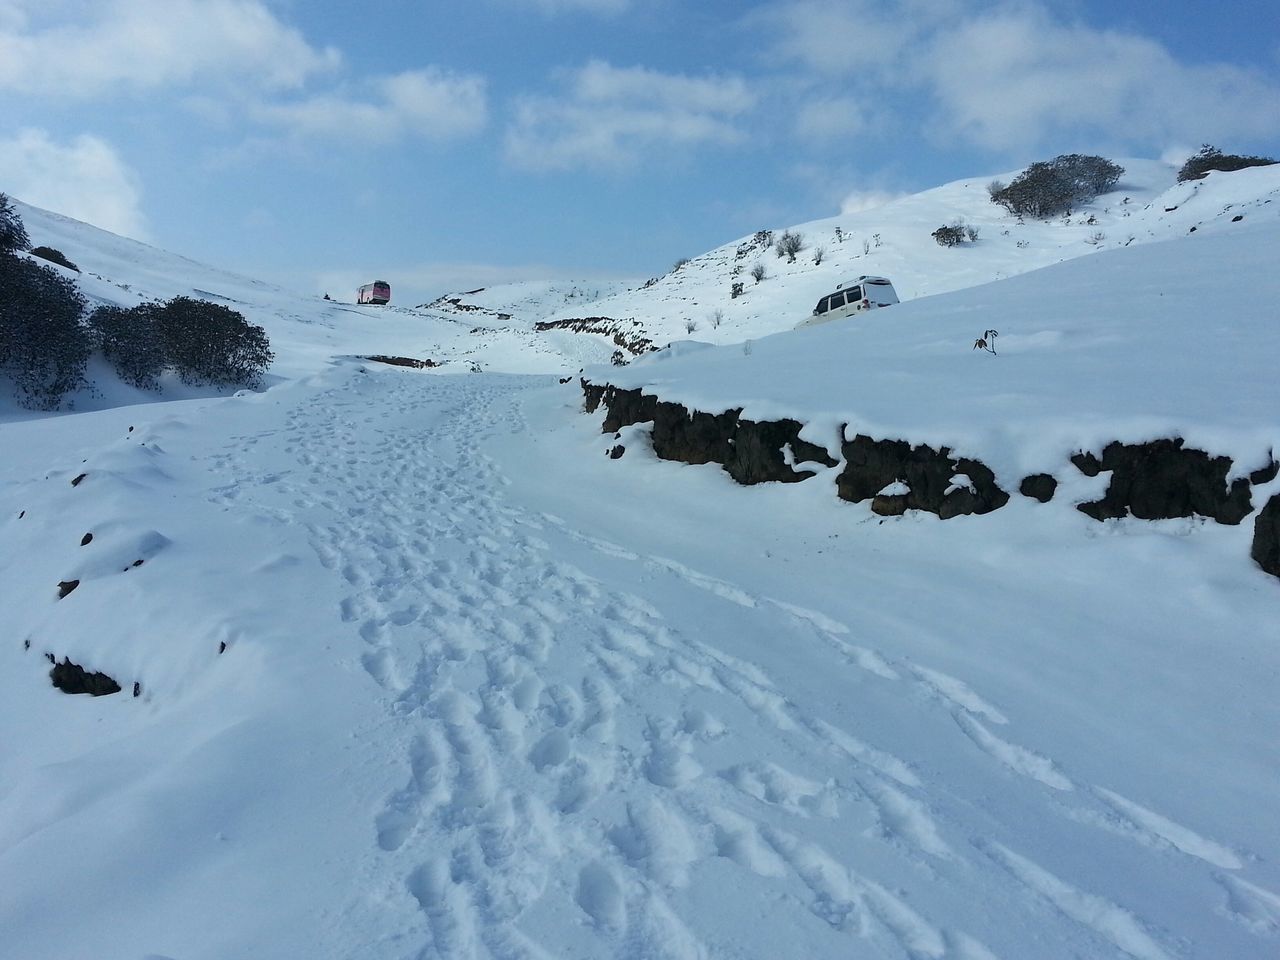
358 280 391 305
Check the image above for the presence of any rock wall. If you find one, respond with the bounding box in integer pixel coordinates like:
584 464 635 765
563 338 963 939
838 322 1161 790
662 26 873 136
582 379 1279 581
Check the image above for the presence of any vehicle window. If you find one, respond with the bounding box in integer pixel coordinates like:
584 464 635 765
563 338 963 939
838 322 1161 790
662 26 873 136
847 286 861 302
815 295 831 314
829 292 846 310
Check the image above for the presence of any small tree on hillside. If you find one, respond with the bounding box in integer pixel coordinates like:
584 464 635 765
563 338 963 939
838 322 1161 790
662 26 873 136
154 296 273 387
30 246 79 272
990 155 1124 219
775 230 804 262
0 192 30 255
1177 144 1277 182
0 254 90 407
88 303 165 389
932 223 965 247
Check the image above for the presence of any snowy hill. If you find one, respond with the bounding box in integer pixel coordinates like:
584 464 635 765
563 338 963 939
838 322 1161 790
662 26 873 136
535 160 1280 354
2 163 1280 960
420 279 635 327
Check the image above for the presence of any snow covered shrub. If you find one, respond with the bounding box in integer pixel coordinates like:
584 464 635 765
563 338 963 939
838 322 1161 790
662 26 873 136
812 245 825 265
990 155 1124 219
154 297 273 387
774 231 803 262
672 257 690 272
88 303 165 389
0 253 90 407
750 263 767 283
1051 154 1123 197
684 319 697 333
965 224 979 242
932 223 966 246
730 281 744 299
1177 144 1277 182
30 246 79 272
0 192 30 255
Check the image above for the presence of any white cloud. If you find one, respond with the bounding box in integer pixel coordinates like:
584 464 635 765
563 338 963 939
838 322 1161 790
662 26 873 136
747 0 942 78
254 69 488 143
921 9 1280 151
753 0 1280 154
506 61 756 171
0 0 339 97
0 128 148 238
794 96 869 142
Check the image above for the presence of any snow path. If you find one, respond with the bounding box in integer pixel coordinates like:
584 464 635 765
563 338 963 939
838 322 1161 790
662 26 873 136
182 366 1270 959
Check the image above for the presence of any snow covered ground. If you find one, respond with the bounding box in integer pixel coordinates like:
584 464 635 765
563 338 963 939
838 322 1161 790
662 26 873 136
2 164 1279 960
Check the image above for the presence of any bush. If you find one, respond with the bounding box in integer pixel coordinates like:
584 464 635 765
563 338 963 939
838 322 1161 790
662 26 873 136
88 303 165 389
730 281 744 299
154 296 273 387
671 257 690 273
932 223 965 247
774 230 803 262
1 192 30 255
0 253 90 407
30 246 79 272
1177 144 1277 182
990 155 1124 219
750 263 766 283
812 245 825 265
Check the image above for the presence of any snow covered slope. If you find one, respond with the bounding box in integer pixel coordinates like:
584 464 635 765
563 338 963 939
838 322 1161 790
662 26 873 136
590 205 1280 484
538 160 1280 353
420 280 635 327
2 164 1279 960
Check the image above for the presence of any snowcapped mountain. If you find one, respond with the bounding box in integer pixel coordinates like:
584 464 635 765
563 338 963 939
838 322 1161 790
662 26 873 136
2 161 1279 960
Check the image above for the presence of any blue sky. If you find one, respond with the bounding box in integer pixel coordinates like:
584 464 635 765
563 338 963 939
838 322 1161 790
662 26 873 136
2 0 1278 305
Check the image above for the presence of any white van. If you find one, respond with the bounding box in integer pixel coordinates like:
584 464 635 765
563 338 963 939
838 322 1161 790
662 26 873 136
798 276 899 328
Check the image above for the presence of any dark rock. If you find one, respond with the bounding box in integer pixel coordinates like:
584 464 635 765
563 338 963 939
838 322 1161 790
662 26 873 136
1076 439 1254 524
219 641 227 655
17 510 23 519
1071 451 1103 476
585 382 839 484
608 445 625 459
651 402 738 466
50 657 121 696
1250 457 1279 486
1020 474 1058 502
23 639 30 650
1252 494 1280 578
837 435 1009 517
364 355 438 369
726 419 837 485
595 386 659 434
57 579 80 599
581 379 607 414
871 493 910 516
71 473 87 487
1232 214 1244 222
81 532 93 546
132 559 144 567
132 682 141 698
